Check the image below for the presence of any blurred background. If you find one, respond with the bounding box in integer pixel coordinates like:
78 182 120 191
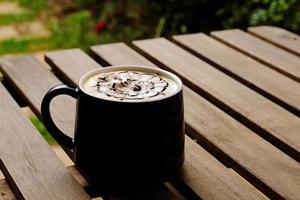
0 0 299 150
0 0 299 56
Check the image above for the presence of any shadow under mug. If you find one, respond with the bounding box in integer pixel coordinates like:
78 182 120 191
41 65 185 191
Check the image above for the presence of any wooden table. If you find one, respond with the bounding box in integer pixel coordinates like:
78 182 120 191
0 26 299 200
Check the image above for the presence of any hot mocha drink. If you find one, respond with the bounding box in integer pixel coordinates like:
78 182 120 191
83 70 178 101
42 65 184 189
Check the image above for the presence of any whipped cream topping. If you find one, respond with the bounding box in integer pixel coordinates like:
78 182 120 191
84 70 177 101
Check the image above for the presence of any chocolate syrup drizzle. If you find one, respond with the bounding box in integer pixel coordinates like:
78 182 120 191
92 71 169 100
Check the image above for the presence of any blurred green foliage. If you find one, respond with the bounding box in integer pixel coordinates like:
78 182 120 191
18 0 48 12
58 0 299 50
1 0 299 53
72 0 300 38
50 11 98 51
218 0 300 31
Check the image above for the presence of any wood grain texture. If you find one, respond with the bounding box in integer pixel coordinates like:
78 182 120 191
173 33 300 116
0 179 15 200
0 192 4 200
211 29 300 83
0 83 90 200
92 43 300 200
248 26 300 56
45 48 102 86
91 43 156 67
45 47 265 200
133 38 300 162
0 56 75 138
0 166 93 200
1 166 186 200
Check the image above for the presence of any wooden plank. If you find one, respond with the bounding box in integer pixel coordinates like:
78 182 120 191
173 33 300 116
0 179 15 200
211 29 300 83
0 83 90 200
248 26 300 57
0 56 75 139
91 43 156 67
45 48 101 86
0 166 93 200
92 43 300 200
133 38 300 162
0 56 186 199
46 47 266 200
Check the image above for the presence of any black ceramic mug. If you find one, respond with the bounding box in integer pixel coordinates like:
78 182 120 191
41 65 184 190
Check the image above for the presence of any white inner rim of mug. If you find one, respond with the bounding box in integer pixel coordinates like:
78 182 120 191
79 65 183 103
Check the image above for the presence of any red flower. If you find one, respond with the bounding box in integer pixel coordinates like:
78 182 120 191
94 21 107 34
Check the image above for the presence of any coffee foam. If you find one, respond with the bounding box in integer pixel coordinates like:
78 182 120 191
83 70 178 101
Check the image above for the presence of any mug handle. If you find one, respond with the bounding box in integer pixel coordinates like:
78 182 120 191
41 84 78 149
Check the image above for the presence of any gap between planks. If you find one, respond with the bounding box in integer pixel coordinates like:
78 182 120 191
0 166 100 200
172 33 300 117
248 26 300 57
211 29 300 83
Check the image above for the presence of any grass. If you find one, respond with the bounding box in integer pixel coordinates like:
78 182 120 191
30 116 55 144
0 37 51 55
0 10 100 56
0 12 35 25
0 0 47 25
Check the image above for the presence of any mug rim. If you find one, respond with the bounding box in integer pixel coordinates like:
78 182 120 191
78 65 183 103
